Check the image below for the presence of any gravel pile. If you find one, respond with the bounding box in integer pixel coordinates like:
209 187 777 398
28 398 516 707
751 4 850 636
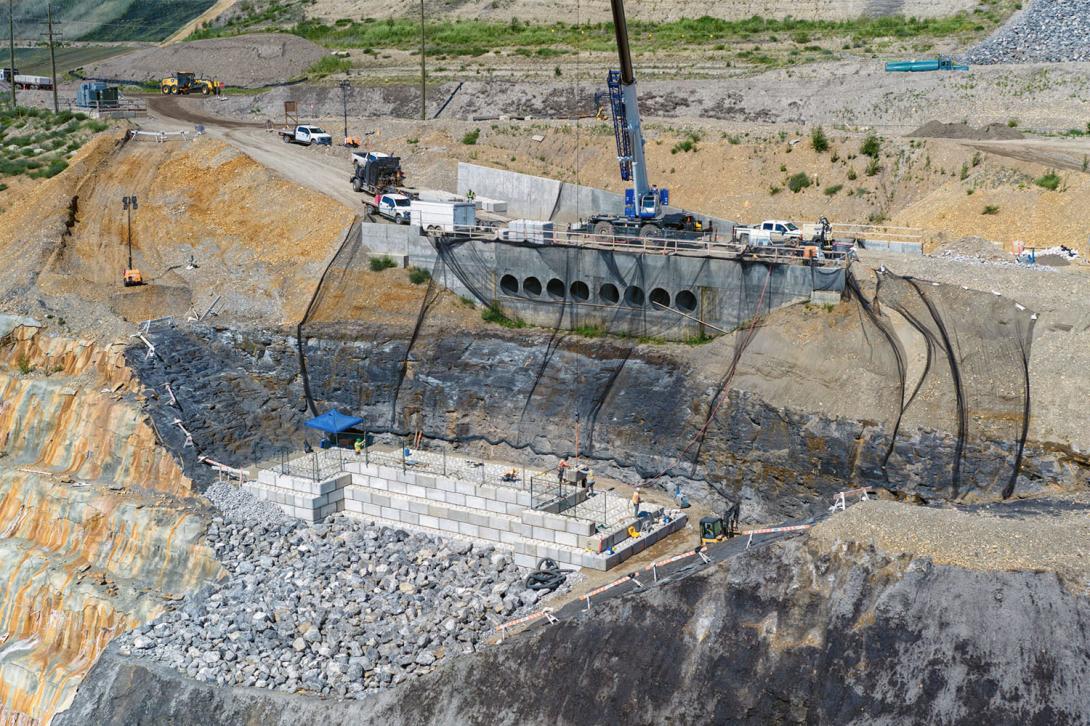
116 483 570 698
967 0 1090 65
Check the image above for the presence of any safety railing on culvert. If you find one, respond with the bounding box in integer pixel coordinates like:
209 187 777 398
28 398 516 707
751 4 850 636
431 226 852 268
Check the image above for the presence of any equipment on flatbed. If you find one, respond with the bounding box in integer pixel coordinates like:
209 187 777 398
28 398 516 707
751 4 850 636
161 71 221 95
885 57 968 73
586 0 706 242
350 154 404 195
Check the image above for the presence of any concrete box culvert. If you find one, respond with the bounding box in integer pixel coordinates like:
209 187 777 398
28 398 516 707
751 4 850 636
523 276 542 297
599 283 620 304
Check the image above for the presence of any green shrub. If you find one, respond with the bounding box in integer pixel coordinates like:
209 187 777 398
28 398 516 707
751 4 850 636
16 354 33 375
369 255 397 271
860 133 881 158
865 157 881 176
981 204 999 215
481 302 525 328
462 128 480 145
960 162 969 180
1007 118 1018 128
787 172 811 193
824 183 843 196
408 267 431 284
768 185 782 195
846 167 857 180
1034 170 1061 191
810 126 829 153
572 325 605 338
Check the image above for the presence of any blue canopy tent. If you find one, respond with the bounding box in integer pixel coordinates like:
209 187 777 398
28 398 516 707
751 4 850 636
304 410 365 448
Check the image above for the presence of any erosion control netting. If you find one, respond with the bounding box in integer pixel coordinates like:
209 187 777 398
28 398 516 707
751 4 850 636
291 227 1035 502
873 269 1036 498
294 230 782 486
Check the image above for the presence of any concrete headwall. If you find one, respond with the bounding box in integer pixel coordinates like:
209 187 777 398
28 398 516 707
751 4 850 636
359 221 844 340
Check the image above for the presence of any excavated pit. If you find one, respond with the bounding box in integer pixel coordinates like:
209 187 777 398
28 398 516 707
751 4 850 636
0 322 220 724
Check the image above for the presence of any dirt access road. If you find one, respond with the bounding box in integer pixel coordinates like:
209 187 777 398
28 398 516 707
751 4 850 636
147 95 364 210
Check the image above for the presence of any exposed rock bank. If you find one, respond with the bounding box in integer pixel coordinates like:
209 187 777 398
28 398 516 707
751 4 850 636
58 534 1090 724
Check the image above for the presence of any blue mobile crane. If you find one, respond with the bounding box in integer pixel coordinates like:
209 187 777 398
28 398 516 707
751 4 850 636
586 0 707 242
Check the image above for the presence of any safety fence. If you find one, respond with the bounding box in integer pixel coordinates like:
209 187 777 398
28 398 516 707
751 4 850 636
364 445 535 492
280 447 345 482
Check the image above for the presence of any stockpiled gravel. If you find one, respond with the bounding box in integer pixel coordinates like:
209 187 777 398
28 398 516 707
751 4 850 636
967 0 1090 64
117 483 569 698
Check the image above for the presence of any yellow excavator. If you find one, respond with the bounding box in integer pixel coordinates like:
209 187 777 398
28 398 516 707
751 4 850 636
160 71 221 96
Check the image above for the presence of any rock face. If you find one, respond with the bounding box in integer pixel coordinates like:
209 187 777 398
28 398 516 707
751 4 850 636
128 323 1082 518
57 538 1090 725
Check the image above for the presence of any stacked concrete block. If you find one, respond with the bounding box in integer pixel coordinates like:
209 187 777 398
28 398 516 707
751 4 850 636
247 456 687 571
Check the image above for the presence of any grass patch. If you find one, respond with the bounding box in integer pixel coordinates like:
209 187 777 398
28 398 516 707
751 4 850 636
865 157 882 176
369 255 397 272
810 126 829 153
408 267 431 284
860 133 881 159
1034 170 1061 191
481 302 525 328
824 183 843 196
15 353 33 375
0 107 107 181
306 55 352 79
671 131 701 154
981 204 1000 215
188 11 1018 57
571 325 605 338
461 128 480 145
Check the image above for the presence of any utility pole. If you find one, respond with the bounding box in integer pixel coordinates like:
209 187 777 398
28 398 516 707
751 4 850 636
419 0 426 121
338 79 348 144
46 1 57 112
7 0 15 108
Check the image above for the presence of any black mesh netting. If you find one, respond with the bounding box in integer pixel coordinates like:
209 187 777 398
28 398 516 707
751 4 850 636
287 230 1035 502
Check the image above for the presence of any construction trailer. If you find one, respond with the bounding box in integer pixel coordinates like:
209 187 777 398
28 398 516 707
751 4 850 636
76 81 119 110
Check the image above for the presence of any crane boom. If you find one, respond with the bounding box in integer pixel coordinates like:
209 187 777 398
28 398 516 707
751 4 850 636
607 0 660 219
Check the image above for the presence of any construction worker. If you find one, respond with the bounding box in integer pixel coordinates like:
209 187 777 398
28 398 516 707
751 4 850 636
586 469 596 494
354 437 365 457
631 488 641 518
557 458 569 485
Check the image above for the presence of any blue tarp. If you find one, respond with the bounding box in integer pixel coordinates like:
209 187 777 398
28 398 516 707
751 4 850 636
304 409 364 434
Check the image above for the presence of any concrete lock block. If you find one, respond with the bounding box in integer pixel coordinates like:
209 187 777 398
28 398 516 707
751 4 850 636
408 500 429 515
415 473 437 489
521 510 544 528
388 480 407 495
437 478 457 493
478 485 497 500
499 530 520 545
566 518 594 536
467 512 490 528
485 499 508 514
454 481 476 496
373 493 391 508
328 489 345 504
406 484 427 499
400 511 420 526
447 493 466 507
531 526 555 542
458 522 480 538
439 519 459 533
344 499 364 514
479 526 499 542
513 553 538 569
257 469 276 485
496 488 517 504
514 492 531 507
489 516 511 532
505 503 525 515
464 495 486 510
554 531 578 548
362 503 382 517
419 514 439 529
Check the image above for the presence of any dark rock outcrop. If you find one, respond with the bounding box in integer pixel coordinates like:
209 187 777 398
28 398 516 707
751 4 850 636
57 538 1090 725
127 323 1082 517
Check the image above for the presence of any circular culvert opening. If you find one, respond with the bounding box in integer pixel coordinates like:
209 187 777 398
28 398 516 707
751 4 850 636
547 278 566 300
626 285 645 307
570 280 590 301
523 276 542 297
599 283 620 304
649 288 670 309
675 290 697 312
500 274 519 295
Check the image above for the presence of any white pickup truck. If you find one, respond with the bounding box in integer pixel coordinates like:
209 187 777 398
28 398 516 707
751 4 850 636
733 220 804 246
276 125 333 146
372 193 412 224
